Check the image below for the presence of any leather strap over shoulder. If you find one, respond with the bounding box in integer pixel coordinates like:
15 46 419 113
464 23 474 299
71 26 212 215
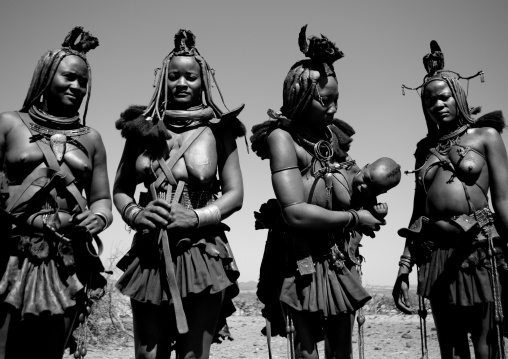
15 112 102 255
148 125 208 335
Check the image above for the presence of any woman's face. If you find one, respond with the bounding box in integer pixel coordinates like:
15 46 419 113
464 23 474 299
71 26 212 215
423 80 458 127
45 55 88 115
299 74 338 129
167 56 202 109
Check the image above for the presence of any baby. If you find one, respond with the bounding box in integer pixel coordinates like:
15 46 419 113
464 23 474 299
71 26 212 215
348 157 401 220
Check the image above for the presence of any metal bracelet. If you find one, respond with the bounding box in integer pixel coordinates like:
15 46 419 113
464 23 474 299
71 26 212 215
193 204 221 228
94 212 110 231
346 209 359 230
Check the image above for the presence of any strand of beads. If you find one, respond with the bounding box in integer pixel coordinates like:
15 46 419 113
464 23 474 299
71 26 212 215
73 288 93 358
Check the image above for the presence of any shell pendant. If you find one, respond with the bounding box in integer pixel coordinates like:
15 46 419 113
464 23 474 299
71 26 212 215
50 133 67 162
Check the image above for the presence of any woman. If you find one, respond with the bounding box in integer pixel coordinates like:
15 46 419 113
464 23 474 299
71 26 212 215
0 27 111 358
251 25 385 359
393 41 508 359
114 29 244 359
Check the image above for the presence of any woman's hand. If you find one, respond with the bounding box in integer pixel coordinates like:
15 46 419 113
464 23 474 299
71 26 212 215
131 200 198 231
165 202 199 230
71 210 106 235
356 209 385 237
392 266 412 314
132 199 172 230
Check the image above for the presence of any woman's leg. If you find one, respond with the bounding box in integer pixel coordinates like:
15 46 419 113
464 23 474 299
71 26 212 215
0 304 15 359
292 310 320 359
430 299 471 359
470 302 499 359
323 312 355 359
131 299 173 359
176 289 225 359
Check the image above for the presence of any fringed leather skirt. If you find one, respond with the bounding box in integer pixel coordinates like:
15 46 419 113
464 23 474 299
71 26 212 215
116 225 239 304
279 258 370 317
0 227 106 316
259 225 370 320
416 223 507 306
116 189 240 334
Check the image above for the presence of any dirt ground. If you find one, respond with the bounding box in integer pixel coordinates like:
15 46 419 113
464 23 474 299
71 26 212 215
83 313 445 359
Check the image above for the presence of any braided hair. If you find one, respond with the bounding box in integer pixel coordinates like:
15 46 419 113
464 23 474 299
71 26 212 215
143 29 233 123
115 29 245 156
21 26 99 125
420 42 477 137
281 25 344 119
251 25 348 160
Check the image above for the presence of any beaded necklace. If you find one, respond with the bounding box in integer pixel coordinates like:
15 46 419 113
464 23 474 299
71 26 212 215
435 124 469 154
28 105 90 161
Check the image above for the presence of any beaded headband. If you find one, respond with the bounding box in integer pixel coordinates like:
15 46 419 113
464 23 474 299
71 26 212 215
401 40 484 96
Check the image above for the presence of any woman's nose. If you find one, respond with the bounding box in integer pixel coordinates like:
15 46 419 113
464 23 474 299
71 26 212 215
327 103 337 114
176 76 187 86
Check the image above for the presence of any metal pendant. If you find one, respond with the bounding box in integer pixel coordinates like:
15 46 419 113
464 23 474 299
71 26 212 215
49 133 67 161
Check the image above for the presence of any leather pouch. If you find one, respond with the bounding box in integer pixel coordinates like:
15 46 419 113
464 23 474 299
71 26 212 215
450 214 478 233
397 216 430 239
297 256 316 275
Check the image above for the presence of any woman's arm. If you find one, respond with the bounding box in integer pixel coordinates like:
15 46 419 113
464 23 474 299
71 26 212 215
268 129 381 232
75 129 113 234
113 138 171 231
212 125 244 219
392 176 426 314
484 127 508 235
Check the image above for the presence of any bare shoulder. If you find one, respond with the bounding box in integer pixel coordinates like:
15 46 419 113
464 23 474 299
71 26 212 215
0 111 23 126
267 128 293 147
0 111 25 136
470 126 503 144
84 126 103 141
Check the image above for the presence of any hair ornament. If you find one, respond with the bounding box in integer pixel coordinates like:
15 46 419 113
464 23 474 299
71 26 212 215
174 29 196 55
402 40 484 96
61 26 99 54
298 25 344 75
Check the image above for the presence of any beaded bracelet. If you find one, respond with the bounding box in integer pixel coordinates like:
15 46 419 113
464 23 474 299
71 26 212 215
193 204 221 228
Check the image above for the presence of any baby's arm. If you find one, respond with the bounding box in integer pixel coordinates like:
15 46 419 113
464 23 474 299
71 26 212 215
369 202 388 220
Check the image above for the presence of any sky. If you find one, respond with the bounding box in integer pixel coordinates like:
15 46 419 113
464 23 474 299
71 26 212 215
1 0 508 287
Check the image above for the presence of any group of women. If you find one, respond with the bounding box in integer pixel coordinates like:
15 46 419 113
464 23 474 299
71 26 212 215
0 24 505 359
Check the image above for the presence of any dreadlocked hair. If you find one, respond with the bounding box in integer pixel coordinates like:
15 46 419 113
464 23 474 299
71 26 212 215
116 29 245 155
141 29 244 136
21 26 99 125
419 41 481 137
281 25 344 120
422 76 475 137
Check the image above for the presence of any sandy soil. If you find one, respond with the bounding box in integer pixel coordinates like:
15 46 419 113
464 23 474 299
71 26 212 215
83 314 445 359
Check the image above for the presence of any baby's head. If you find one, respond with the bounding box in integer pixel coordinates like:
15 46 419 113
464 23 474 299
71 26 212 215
352 157 401 202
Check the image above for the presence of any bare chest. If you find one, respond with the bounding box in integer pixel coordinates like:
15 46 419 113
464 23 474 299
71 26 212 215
136 126 218 186
4 124 93 185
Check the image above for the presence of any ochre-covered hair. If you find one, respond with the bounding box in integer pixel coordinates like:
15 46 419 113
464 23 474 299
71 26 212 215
143 29 234 122
407 41 505 161
116 29 246 156
281 25 344 120
21 26 99 125
402 41 484 137
251 25 349 160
